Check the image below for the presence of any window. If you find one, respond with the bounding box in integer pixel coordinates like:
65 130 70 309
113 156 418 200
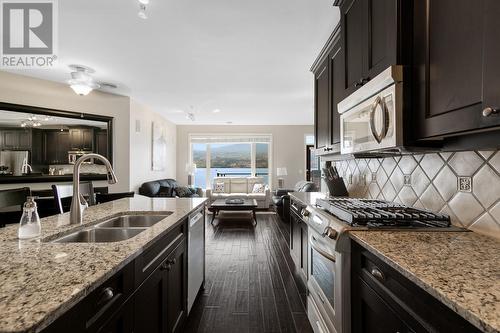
189 135 272 189
192 144 207 189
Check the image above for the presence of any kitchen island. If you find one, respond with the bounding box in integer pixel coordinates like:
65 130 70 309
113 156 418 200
0 196 206 333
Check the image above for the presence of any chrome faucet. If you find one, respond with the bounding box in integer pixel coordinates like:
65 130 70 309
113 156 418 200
70 154 117 225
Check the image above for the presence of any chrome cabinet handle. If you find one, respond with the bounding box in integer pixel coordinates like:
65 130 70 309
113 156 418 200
483 107 499 117
370 267 385 282
369 96 389 144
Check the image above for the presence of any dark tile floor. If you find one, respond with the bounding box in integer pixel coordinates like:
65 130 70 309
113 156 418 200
184 212 313 333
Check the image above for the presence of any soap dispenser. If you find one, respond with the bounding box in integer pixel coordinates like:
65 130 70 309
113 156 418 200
18 196 42 239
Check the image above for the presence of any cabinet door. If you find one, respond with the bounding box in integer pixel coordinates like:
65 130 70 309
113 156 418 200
95 301 133 333
352 277 414 333
2 130 20 149
413 0 487 138
365 0 398 79
18 130 31 149
134 264 167 333
69 129 83 150
290 213 302 269
166 241 187 333
300 222 308 279
96 131 108 158
482 0 500 128
314 59 330 150
329 37 343 146
43 131 59 164
341 0 366 96
82 129 94 150
57 132 70 164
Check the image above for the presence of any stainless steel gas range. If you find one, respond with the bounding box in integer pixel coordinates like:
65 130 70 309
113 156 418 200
293 197 462 333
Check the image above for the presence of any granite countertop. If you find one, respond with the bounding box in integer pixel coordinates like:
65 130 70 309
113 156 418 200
0 196 207 333
350 231 500 333
289 191 327 206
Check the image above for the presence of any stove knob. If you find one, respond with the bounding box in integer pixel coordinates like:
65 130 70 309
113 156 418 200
322 227 338 240
301 209 310 217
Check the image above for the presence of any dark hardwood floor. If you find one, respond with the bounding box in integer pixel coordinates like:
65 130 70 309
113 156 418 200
184 212 313 333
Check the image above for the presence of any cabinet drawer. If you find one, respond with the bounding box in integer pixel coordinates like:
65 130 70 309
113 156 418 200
85 262 135 331
353 243 481 333
134 220 186 287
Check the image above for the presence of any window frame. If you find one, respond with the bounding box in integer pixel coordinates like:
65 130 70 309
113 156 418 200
188 134 273 189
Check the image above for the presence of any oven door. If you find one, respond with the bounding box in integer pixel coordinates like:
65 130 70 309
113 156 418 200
308 228 338 333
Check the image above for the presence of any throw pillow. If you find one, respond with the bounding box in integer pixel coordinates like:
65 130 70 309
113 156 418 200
174 186 192 198
252 183 265 193
157 186 173 197
214 182 225 193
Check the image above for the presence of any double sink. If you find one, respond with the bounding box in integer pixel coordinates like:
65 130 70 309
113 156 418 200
52 214 172 243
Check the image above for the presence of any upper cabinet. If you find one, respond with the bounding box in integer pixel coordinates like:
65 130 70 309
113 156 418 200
313 28 343 155
314 58 330 151
69 128 94 151
0 129 32 150
413 0 500 139
340 0 401 96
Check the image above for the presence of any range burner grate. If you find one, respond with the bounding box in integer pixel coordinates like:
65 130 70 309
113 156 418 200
316 198 451 227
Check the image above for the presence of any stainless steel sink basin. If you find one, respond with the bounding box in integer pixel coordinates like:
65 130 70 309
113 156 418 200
52 228 146 243
95 214 170 228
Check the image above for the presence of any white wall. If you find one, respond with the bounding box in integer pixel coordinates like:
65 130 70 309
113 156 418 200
129 100 176 192
0 70 131 192
176 125 314 189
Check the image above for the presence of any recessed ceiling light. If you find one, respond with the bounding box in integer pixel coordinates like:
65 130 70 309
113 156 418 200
138 0 149 4
213 109 221 113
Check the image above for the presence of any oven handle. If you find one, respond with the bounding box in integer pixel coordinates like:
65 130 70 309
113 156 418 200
310 236 336 263
369 95 389 144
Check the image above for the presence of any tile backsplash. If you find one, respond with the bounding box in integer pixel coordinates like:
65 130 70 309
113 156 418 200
328 150 500 240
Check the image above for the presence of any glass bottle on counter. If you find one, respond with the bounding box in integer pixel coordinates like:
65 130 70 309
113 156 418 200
18 197 42 239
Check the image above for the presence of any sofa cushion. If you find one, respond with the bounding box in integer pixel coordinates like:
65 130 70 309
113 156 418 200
252 183 265 193
214 182 225 193
157 186 173 197
174 186 192 198
230 179 248 193
247 177 264 193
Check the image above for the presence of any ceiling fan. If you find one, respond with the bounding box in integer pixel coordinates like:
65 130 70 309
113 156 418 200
67 65 117 96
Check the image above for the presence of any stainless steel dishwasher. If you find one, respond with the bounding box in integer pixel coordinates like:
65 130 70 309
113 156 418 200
187 207 205 313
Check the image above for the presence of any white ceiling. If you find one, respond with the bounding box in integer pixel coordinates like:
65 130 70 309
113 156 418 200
5 0 339 125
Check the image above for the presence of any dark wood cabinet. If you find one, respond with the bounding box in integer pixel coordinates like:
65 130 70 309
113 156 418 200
313 27 343 155
42 218 192 333
340 0 399 96
165 241 187 333
95 129 108 158
95 300 133 333
413 0 500 139
0 129 32 150
351 242 482 333
134 259 167 333
314 59 330 151
134 241 187 333
290 208 308 284
70 128 94 151
43 130 70 164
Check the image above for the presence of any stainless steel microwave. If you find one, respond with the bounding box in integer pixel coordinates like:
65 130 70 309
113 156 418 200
338 66 404 155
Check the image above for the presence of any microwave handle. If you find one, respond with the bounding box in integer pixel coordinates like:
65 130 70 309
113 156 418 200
369 96 389 144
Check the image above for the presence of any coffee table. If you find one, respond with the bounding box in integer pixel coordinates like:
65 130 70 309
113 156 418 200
208 198 258 226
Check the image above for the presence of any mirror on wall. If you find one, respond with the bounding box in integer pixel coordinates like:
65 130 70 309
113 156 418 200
0 103 112 178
